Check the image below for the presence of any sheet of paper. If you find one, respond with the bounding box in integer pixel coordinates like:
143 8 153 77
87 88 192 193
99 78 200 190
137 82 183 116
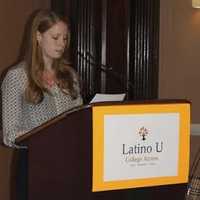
90 93 126 103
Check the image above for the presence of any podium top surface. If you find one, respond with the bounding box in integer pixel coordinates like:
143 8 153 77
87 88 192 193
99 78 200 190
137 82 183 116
15 99 190 144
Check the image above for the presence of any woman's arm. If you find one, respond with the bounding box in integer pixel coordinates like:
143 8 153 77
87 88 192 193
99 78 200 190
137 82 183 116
1 69 25 147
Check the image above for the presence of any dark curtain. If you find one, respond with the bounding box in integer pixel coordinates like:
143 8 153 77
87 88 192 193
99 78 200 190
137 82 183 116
51 0 160 103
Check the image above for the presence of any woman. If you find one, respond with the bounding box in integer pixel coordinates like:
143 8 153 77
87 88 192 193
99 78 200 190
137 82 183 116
1 10 83 147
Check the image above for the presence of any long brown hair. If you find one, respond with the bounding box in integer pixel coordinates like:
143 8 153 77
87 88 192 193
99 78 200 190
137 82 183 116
24 10 79 104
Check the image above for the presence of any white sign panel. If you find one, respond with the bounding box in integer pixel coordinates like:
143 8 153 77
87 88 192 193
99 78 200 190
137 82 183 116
104 113 179 181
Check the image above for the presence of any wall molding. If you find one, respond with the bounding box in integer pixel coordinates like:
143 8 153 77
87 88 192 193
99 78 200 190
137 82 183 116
191 124 200 135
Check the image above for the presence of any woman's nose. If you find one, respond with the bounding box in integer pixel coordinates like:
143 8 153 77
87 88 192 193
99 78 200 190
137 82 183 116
58 38 65 48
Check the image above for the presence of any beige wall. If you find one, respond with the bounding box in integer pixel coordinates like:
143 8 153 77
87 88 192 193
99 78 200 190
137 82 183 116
160 0 200 123
0 1 50 74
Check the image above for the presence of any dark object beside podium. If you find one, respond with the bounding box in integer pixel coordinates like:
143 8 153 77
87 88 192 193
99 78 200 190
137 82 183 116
16 101 188 200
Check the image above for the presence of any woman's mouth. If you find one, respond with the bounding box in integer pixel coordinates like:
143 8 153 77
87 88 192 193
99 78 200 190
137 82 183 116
55 50 63 55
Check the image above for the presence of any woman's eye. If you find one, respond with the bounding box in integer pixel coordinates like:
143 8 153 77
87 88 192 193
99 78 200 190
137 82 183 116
52 36 58 40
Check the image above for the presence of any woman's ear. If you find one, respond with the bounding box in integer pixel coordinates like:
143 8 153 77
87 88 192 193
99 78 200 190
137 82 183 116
36 31 42 45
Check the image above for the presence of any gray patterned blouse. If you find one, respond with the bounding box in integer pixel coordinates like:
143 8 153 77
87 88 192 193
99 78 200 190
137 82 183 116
1 62 83 147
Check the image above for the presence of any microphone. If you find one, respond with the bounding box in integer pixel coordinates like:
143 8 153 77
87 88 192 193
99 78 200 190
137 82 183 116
77 51 112 71
77 51 135 93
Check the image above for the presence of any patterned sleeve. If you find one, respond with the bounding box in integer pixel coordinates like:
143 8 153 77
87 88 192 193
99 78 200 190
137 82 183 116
1 69 25 147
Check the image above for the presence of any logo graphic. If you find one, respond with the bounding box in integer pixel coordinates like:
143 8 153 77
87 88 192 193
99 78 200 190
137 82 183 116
139 126 149 141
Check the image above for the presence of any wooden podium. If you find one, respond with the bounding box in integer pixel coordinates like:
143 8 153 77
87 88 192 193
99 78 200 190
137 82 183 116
16 100 190 200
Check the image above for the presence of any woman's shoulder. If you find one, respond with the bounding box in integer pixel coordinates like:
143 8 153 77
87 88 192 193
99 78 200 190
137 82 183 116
2 61 28 89
4 61 27 80
8 61 27 74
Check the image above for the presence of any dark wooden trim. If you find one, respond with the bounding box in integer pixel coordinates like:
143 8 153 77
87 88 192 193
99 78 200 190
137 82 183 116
128 0 160 100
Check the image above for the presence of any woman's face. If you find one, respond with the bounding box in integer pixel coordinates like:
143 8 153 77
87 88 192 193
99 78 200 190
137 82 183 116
37 21 68 65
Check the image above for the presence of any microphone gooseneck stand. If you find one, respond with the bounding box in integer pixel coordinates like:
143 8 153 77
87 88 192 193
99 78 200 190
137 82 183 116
77 51 135 99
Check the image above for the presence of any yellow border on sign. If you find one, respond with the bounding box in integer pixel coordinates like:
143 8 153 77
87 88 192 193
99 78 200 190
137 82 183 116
92 103 190 192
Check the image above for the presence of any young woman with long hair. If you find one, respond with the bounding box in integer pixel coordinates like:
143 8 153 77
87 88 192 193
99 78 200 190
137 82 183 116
1 10 83 147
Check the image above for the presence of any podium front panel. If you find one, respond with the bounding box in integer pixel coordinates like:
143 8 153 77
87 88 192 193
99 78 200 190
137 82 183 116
17 101 189 200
